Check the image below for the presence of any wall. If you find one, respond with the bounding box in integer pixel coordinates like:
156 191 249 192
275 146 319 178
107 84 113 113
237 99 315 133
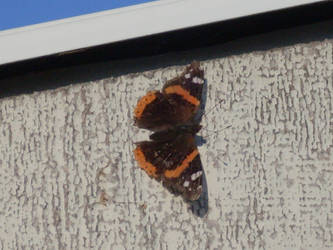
0 22 333 249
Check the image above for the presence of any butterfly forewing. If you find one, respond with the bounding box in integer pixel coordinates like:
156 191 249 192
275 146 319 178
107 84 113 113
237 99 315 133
134 61 204 131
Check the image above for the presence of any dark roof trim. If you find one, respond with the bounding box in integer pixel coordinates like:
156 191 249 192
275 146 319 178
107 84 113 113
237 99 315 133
0 1 333 80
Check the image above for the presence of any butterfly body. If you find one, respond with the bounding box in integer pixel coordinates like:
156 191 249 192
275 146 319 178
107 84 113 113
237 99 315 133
149 124 202 142
133 61 204 201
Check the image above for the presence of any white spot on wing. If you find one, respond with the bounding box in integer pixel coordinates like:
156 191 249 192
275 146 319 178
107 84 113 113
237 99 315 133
183 181 190 187
192 76 204 84
191 171 202 181
185 73 191 79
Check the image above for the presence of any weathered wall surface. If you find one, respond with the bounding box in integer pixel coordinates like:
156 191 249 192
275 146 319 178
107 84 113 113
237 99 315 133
0 38 332 249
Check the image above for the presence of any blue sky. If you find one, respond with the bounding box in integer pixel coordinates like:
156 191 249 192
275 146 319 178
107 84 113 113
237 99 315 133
0 0 156 31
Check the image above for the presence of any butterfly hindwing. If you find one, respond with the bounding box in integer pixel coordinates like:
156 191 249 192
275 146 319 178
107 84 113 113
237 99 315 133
134 132 203 201
162 148 203 201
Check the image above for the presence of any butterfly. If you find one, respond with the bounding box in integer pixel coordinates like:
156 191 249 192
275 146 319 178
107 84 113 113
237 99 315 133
133 61 205 201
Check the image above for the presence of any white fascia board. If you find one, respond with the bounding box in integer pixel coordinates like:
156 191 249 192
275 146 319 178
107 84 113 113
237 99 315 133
0 0 323 65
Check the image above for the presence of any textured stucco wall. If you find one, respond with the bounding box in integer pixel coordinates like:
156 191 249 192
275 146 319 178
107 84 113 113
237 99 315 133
0 38 333 249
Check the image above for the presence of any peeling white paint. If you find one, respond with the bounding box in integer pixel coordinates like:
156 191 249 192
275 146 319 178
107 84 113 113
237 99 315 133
0 41 333 249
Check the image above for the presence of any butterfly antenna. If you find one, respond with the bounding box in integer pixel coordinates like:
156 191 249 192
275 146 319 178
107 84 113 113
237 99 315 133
200 98 230 137
201 98 225 121
203 125 232 138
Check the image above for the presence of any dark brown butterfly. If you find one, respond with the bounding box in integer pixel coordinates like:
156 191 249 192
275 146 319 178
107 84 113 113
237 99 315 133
133 61 204 201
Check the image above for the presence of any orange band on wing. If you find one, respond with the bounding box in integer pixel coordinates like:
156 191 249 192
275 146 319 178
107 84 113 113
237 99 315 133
164 149 199 178
134 147 157 178
164 86 200 106
134 91 157 118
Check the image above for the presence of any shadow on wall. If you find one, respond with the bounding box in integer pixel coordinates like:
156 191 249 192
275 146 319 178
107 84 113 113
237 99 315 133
190 169 209 217
1 18 333 98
